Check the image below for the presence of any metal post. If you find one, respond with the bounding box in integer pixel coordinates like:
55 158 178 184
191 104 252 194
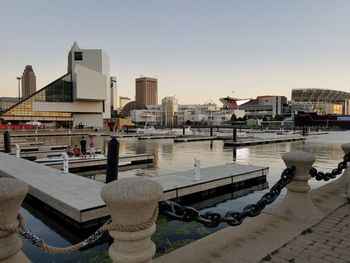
210 127 213 137
194 158 201 181
62 153 69 174
4 131 11 153
106 137 119 183
182 126 185 136
232 128 237 142
15 144 20 158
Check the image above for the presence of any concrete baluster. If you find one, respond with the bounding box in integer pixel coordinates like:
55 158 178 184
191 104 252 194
101 177 163 263
270 151 324 222
341 143 350 200
0 178 31 263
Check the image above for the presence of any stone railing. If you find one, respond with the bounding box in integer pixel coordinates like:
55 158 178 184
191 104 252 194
0 145 349 263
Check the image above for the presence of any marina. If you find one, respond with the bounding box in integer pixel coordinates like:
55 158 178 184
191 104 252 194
0 131 347 263
0 151 267 228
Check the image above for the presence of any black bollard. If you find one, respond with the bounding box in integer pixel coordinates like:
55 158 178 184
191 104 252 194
4 131 11 153
126 126 129 134
302 126 306 136
210 127 213 137
233 147 237 162
182 126 185 135
233 128 237 142
106 137 119 183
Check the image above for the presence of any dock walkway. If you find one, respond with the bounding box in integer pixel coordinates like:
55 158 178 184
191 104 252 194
0 152 267 227
224 135 305 147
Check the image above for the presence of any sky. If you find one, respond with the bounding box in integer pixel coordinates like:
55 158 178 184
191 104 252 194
1 0 350 105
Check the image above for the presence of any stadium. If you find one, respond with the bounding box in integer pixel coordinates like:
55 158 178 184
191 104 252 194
292 88 350 115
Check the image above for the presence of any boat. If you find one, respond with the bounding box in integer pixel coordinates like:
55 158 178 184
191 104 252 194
295 111 350 129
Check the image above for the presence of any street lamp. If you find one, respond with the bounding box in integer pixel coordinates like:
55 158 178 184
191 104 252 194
16 77 21 102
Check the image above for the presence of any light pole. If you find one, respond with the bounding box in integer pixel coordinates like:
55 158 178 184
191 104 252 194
16 77 21 102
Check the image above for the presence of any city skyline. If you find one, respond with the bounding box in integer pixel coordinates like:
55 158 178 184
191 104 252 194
1 0 350 105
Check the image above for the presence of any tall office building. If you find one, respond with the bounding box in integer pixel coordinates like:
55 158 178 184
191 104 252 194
21 65 36 98
135 77 158 109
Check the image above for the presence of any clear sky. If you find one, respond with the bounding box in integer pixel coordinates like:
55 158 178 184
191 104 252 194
1 0 350 105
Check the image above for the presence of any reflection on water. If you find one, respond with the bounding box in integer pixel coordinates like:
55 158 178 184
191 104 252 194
21 131 350 262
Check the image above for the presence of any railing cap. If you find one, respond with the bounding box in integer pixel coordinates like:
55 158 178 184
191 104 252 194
101 177 163 205
0 178 28 200
341 143 350 154
282 151 315 165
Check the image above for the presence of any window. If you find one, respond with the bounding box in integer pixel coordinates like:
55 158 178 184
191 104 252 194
74 52 83 61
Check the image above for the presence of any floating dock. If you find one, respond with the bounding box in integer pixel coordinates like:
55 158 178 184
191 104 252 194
138 135 176 140
0 152 267 228
9 148 102 160
152 164 268 199
40 153 154 170
224 136 305 147
174 136 218 142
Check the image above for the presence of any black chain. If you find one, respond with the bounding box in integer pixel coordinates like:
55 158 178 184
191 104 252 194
309 153 350 181
159 166 295 228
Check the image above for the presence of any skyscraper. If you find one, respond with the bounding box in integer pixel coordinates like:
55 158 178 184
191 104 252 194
135 77 158 109
21 65 36 98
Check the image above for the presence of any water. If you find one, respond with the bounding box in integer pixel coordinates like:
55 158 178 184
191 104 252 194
20 131 350 262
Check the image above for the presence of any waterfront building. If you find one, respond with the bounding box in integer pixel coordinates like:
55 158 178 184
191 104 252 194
135 77 158 109
130 105 163 126
21 65 36 99
0 97 19 113
291 88 350 116
1 42 111 129
238 96 288 119
162 96 178 127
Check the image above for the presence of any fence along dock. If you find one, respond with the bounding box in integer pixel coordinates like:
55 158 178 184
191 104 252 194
0 152 267 228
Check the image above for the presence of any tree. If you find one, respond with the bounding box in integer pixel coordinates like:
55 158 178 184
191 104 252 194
274 114 285 121
230 113 237 124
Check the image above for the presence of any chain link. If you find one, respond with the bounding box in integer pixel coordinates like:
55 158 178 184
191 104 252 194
159 166 295 227
310 153 350 181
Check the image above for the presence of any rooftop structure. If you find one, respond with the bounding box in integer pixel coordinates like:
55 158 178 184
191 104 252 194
239 95 288 119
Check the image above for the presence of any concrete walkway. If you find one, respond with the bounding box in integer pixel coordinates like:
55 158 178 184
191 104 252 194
260 203 350 263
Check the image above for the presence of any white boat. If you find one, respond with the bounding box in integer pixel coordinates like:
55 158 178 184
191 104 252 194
169 126 196 135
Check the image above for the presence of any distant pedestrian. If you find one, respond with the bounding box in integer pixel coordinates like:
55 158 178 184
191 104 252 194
89 135 96 159
80 136 87 159
65 146 74 157
73 145 80 157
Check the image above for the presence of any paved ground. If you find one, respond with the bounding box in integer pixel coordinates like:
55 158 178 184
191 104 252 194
260 203 350 263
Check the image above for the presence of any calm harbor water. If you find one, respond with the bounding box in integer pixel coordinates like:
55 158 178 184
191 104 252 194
21 131 350 262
